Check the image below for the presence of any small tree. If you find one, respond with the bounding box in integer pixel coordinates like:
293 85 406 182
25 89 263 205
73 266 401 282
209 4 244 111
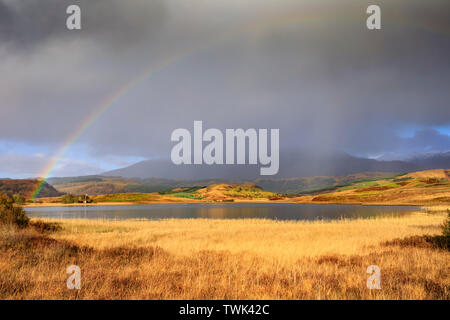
0 193 29 227
12 193 26 205
61 194 76 204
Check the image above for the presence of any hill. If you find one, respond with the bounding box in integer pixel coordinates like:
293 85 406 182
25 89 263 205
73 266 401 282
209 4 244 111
47 176 174 195
160 184 280 202
48 172 400 195
408 151 450 169
253 172 400 194
0 179 62 198
404 169 450 179
34 183 281 204
28 170 450 206
296 169 450 205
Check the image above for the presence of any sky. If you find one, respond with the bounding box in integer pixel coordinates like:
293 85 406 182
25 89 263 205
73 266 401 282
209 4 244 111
0 0 450 178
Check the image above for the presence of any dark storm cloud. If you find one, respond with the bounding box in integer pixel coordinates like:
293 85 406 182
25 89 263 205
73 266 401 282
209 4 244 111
0 0 167 51
1 0 450 176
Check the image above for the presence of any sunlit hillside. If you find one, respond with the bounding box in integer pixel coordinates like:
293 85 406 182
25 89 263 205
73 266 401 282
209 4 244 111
296 170 450 205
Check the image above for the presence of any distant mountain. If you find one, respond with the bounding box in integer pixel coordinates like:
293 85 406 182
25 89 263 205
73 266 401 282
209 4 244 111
376 150 450 162
102 151 445 180
407 151 450 169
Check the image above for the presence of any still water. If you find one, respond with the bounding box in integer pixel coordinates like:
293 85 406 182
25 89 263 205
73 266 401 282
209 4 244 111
25 203 420 221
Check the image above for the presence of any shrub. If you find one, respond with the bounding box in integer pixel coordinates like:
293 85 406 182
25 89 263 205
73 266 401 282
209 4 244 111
0 193 29 227
443 210 450 238
30 220 61 233
61 193 77 204
12 193 26 204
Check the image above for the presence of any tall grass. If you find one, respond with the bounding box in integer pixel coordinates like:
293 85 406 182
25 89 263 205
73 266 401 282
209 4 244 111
0 212 448 299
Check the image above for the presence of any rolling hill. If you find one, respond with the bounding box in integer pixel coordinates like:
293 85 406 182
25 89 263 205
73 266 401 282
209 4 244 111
0 179 62 198
47 172 401 195
47 176 174 195
295 169 450 205
31 170 450 206
165 184 281 202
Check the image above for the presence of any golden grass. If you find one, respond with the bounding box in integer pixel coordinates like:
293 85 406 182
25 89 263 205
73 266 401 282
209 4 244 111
0 211 448 300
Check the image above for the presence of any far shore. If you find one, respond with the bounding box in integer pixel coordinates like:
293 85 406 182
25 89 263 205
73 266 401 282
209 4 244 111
23 198 436 208
14 169 450 208
24 198 294 208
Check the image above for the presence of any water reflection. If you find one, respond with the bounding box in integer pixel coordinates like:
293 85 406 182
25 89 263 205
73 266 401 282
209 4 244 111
25 203 420 221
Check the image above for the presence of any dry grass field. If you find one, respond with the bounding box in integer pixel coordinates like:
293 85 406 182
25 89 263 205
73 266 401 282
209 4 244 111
1 208 449 300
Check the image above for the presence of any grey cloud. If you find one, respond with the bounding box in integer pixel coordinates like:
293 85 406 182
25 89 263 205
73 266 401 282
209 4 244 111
0 153 48 177
0 0 450 176
0 152 105 178
0 0 167 52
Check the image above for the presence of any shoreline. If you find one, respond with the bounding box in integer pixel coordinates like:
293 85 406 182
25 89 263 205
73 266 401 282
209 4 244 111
23 199 436 208
21 198 450 208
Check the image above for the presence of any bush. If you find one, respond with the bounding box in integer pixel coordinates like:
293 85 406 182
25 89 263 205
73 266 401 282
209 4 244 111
443 210 450 238
61 193 77 204
60 194 93 204
12 193 26 204
0 193 29 227
30 220 61 233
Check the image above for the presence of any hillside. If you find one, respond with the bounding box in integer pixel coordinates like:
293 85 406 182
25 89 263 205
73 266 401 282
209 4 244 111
47 176 179 195
254 172 400 194
0 179 62 198
48 172 401 195
27 169 450 206
166 184 281 202
33 183 281 205
295 169 450 205
408 151 450 169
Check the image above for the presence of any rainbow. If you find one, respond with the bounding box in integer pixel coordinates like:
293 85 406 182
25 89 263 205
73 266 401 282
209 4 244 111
31 53 191 198
30 39 227 198
31 11 449 198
